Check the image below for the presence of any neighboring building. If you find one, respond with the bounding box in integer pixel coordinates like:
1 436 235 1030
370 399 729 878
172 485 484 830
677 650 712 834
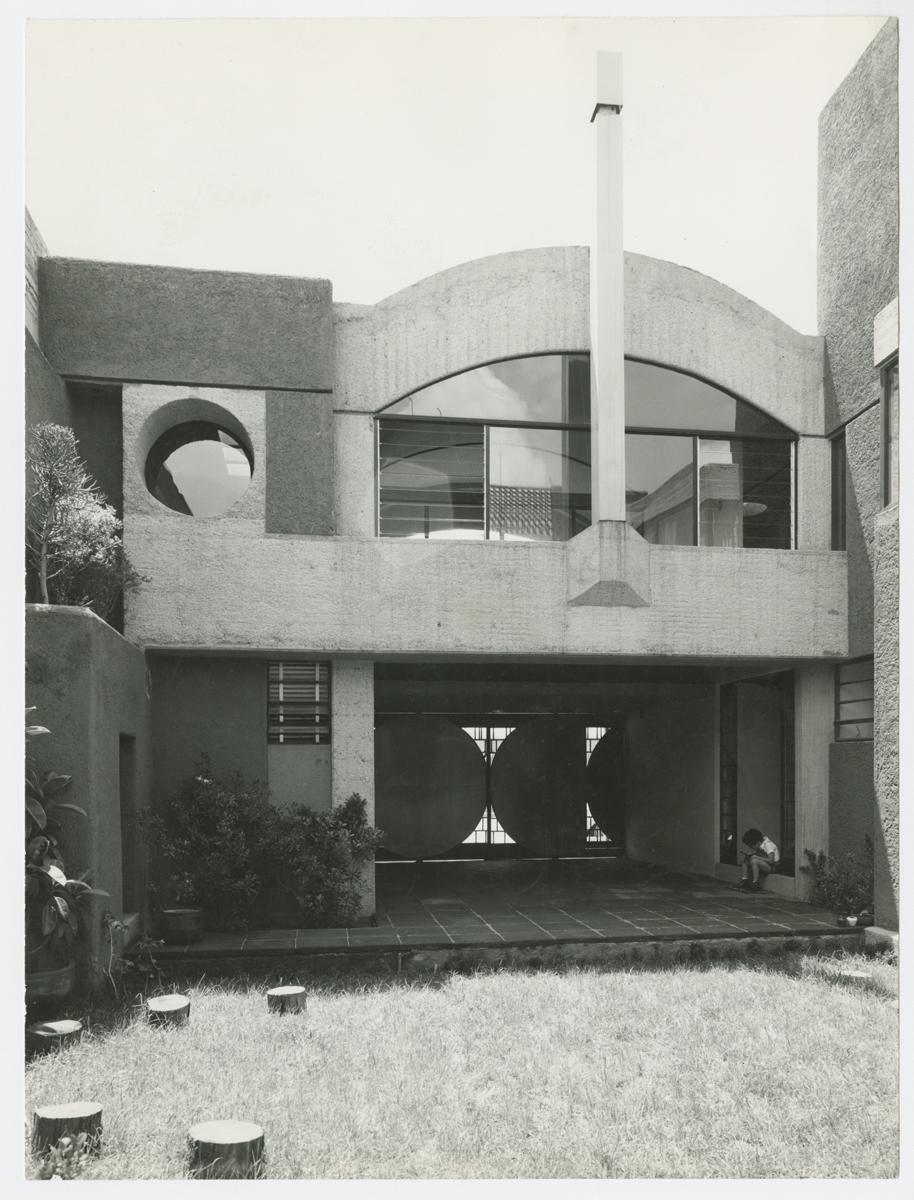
24 20 899 977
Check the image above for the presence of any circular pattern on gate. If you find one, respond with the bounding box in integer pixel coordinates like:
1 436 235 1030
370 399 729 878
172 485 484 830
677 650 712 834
374 716 487 859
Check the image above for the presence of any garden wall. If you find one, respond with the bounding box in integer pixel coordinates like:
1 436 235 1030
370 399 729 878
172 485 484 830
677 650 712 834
26 605 153 987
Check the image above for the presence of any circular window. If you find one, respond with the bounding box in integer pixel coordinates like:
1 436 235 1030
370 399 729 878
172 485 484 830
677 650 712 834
145 422 253 517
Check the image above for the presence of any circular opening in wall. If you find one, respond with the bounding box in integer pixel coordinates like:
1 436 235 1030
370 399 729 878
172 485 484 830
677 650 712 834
145 422 253 516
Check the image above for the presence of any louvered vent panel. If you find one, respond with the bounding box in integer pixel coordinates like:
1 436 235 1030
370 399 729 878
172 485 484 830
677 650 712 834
268 662 331 743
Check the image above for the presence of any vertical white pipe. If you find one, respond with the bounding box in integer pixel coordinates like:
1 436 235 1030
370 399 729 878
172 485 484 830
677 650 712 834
590 53 625 522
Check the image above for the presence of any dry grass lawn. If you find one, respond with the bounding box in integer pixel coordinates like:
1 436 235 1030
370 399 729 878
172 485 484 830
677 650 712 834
25 949 898 1179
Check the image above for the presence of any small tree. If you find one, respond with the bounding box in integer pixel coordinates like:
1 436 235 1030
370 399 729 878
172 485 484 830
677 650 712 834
26 423 146 620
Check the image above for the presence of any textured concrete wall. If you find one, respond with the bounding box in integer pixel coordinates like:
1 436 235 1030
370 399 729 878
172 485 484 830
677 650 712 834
331 661 375 915
873 503 898 928
828 741 875 860
844 406 880 656
25 208 47 345
26 606 153 987
123 383 266 530
334 249 824 438
794 664 835 899
26 330 72 431
149 656 268 806
124 528 847 662
796 438 832 550
39 257 333 393
334 413 376 537
624 695 716 877
818 18 898 430
265 392 334 535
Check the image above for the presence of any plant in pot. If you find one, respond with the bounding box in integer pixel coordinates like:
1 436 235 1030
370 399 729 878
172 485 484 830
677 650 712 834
141 758 272 939
801 836 875 927
25 710 108 1010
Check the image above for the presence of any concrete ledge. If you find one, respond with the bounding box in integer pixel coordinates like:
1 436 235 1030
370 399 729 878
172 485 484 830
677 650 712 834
864 925 898 952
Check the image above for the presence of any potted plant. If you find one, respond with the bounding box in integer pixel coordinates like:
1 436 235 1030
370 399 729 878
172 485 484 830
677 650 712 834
801 836 875 927
25 710 108 1008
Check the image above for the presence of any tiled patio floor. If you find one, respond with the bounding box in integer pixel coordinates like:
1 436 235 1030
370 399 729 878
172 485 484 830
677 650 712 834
156 857 853 958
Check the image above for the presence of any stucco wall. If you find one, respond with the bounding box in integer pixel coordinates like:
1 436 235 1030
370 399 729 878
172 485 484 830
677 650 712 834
844 406 880 656
818 18 898 430
623 695 716 877
26 330 72 432
267 744 332 812
331 661 376 915
265 391 334 535
333 249 824 438
26 606 153 987
124 526 847 662
828 741 875 860
38 257 333 393
873 503 899 929
149 656 268 807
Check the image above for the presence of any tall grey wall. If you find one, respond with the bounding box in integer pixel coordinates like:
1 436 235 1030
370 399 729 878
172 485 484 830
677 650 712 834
623 695 716 878
818 18 898 927
26 606 153 988
149 656 268 806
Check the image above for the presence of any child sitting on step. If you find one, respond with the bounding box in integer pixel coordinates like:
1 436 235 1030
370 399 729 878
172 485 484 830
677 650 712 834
730 828 779 892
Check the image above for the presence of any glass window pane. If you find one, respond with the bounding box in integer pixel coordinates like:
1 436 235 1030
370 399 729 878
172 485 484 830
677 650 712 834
625 433 694 546
831 435 847 550
838 681 874 704
838 660 874 685
384 355 590 425
837 700 875 722
488 427 591 542
836 721 874 741
699 439 792 549
379 420 484 539
625 360 794 438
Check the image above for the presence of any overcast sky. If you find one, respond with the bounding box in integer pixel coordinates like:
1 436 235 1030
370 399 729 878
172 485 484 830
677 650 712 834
25 15 887 336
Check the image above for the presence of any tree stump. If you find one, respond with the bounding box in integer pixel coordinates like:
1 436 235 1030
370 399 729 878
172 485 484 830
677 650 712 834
147 994 191 1026
32 1102 102 1157
188 1119 265 1179
26 1019 83 1057
266 985 307 1015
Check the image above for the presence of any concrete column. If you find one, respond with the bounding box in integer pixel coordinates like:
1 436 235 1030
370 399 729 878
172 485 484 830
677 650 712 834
331 660 375 915
794 664 834 898
873 504 899 929
590 52 625 522
796 437 832 550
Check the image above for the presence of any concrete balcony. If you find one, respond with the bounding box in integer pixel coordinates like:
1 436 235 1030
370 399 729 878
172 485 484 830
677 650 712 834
125 518 847 661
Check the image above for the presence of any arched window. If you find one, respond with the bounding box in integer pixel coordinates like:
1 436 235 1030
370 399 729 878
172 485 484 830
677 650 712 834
376 356 795 548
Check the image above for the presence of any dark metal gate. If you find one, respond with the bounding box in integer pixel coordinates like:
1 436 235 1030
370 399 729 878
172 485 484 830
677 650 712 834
375 714 624 860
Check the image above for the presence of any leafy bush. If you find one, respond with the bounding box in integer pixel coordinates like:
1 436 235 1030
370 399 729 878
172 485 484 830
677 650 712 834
801 836 874 916
265 794 383 928
142 761 383 931
26 422 146 620
141 758 273 931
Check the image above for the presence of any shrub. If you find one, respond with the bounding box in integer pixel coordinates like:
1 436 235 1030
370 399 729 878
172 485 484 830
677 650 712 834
142 761 384 931
801 836 874 916
141 758 273 931
26 422 146 620
264 794 384 928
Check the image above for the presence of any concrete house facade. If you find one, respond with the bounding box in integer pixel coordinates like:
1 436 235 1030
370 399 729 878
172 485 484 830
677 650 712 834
25 22 899 978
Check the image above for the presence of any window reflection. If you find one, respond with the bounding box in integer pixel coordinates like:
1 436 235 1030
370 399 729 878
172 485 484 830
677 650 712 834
625 434 694 545
378 421 484 539
489 427 590 542
384 354 590 425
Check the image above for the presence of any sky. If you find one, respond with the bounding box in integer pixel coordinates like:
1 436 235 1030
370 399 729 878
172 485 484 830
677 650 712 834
24 13 889 335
